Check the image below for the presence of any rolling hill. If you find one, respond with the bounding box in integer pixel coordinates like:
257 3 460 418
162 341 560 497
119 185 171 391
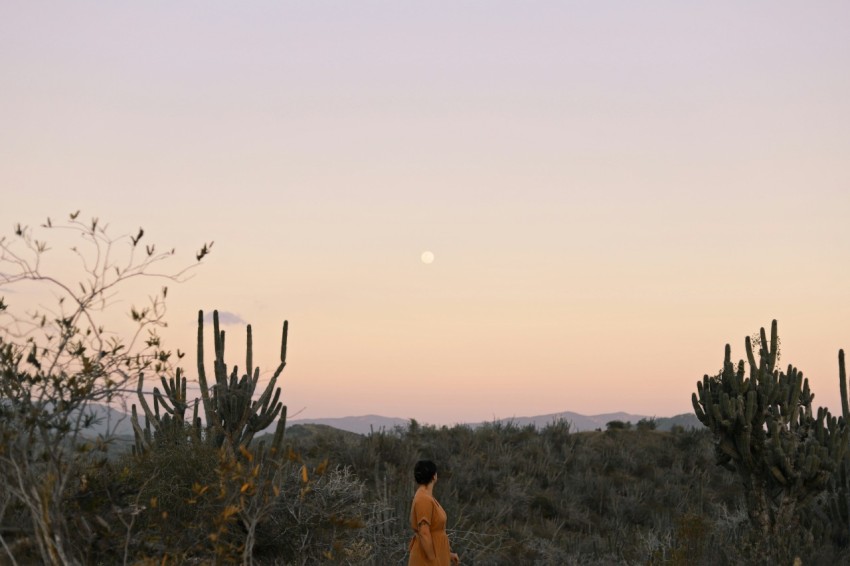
82 403 702 438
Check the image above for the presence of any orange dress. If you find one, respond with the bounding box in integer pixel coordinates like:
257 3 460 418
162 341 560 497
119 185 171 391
408 489 452 566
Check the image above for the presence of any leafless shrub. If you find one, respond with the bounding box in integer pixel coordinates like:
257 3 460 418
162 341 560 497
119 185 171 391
0 213 209 565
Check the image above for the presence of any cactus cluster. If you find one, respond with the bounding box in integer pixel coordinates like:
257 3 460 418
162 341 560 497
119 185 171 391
692 320 849 543
824 350 850 545
132 368 199 451
132 310 288 457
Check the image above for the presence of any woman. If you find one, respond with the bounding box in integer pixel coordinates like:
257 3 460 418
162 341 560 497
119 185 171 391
408 460 460 566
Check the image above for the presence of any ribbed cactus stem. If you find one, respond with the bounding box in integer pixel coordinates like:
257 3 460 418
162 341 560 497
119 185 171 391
746 336 758 378
130 404 145 455
196 310 215 430
840 350 848 421
280 320 288 363
246 324 253 379
135 373 156 424
768 319 779 372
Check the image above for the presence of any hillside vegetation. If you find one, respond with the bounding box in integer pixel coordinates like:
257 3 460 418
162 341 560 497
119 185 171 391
3 217 850 564
289 421 742 564
8 418 850 564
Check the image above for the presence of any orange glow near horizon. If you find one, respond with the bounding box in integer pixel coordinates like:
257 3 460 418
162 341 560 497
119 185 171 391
2 2 850 425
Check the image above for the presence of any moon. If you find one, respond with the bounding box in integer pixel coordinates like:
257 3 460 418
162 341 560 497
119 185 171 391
420 250 435 264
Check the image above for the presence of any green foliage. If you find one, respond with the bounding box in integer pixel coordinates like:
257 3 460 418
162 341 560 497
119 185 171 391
606 420 632 431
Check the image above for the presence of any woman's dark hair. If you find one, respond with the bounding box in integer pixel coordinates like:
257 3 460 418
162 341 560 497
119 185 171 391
414 460 437 485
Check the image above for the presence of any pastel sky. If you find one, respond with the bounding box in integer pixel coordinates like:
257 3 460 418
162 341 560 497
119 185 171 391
2 2 850 424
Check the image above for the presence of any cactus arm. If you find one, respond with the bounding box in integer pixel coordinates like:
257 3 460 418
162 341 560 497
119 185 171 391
196 310 216 429
213 310 223 364
692 392 707 424
280 320 288 364
135 373 158 427
130 404 149 454
758 326 769 367
768 319 779 372
153 393 161 419
840 350 849 421
246 324 253 380
152 388 175 415
272 406 287 452
746 336 758 378
135 310 290 459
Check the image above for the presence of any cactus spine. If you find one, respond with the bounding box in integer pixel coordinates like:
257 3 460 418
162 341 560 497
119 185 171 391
132 310 288 458
692 320 849 546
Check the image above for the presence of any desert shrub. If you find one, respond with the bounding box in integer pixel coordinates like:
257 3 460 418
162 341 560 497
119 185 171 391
48 409 850 565
286 420 763 565
254 465 372 564
69 434 373 565
66 430 221 564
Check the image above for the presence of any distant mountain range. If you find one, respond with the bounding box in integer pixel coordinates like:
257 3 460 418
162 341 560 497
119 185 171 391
287 411 702 435
56 403 137 438
79 404 702 438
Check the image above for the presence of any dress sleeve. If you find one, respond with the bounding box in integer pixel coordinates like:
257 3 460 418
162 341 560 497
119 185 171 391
412 495 434 529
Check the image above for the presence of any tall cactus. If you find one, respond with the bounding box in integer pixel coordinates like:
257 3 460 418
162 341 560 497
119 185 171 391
824 350 850 545
132 310 288 457
692 320 849 546
200 309 288 455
